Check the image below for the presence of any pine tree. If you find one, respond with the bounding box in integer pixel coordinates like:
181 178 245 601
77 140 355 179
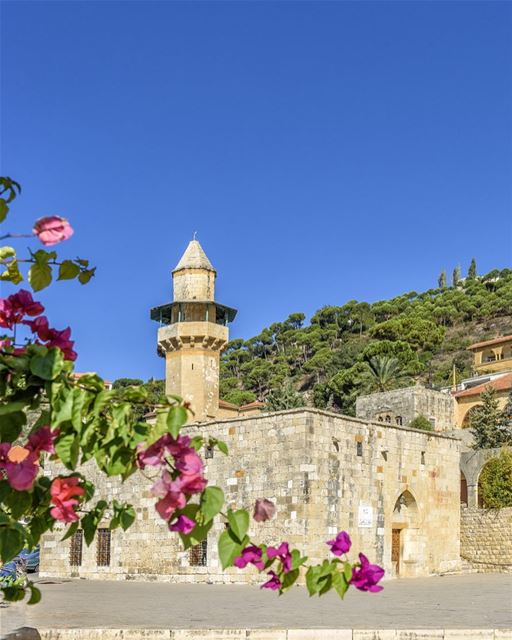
470 386 512 449
266 382 304 411
438 270 447 289
468 258 477 279
452 265 461 287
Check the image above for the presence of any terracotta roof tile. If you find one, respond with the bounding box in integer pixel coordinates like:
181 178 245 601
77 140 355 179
453 372 512 398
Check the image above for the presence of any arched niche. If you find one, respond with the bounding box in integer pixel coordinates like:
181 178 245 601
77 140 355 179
391 490 421 578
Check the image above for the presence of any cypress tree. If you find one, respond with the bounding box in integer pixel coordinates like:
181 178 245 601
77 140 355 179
468 258 477 279
438 270 447 289
452 265 461 287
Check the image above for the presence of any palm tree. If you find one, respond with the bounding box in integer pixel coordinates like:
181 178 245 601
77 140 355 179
365 356 407 392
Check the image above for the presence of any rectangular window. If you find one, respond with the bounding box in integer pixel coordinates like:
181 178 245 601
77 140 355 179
96 528 111 566
356 441 363 457
421 451 426 465
189 539 207 566
204 445 214 459
69 529 83 567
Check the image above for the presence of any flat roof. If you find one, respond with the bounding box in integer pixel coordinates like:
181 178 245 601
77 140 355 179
467 335 512 350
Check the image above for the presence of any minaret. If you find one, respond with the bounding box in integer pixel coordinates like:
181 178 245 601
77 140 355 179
151 239 237 422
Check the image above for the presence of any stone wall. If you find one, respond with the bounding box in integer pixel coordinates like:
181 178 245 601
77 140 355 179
460 507 512 573
356 386 456 432
39 408 460 583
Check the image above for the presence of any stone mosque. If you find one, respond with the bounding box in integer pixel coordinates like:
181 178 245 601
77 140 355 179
41 239 508 583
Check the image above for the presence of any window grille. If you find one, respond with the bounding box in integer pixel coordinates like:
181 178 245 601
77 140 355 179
189 539 207 566
356 441 363 457
96 528 111 566
69 529 83 566
421 451 426 465
205 445 214 459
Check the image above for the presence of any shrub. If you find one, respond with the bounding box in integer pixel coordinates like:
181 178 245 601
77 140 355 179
478 449 512 508
408 414 434 431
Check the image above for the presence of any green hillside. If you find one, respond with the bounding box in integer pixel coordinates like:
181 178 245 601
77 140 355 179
219 266 512 415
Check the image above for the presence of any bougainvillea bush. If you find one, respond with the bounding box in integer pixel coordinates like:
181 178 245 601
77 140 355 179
0 177 383 605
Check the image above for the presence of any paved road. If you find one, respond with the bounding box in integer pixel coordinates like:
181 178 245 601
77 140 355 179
2 574 511 634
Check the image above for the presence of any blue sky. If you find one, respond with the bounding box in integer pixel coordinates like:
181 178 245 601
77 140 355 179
1 0 511 382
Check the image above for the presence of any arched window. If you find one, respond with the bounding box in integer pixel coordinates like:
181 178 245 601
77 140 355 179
385 415 391 424
395 416 403 426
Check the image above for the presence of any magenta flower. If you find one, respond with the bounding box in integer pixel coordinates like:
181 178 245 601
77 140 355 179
169 515 196 534
253 498 276 523
175 448 203 476
326 531 352 556
350 553 385 593
267 541 292 573
0 443 40 491
33 216 74 246
0 290 44 329
27 426 59 455
261 570 281 590
234 545 265 571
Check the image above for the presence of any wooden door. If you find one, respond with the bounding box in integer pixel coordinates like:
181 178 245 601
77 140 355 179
392 528 401 576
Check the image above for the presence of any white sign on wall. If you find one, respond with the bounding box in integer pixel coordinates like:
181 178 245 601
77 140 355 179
358 504 373 528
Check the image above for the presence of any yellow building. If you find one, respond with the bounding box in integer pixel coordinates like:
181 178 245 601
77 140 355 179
468 335 512 373
453 372 512 427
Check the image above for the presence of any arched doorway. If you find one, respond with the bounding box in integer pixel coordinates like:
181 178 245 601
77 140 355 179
460 471 468 506
462 405 482 428
391 490 420 577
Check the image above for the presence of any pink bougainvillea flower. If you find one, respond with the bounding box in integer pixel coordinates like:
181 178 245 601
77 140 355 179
253 498 276 523
0 337 12 349
175 448 203 476
155 491 187 521
30 315 51 341
261 570 282 590
267 541 292 573
326 531 352 557
234 545 265 571
169 515 196 534
45 326 77 361
350 553 385 593
33 216 74 246
49 476 85 523
27 425 59 455
0 290 44 329
175 472 208 495
1 445 39 491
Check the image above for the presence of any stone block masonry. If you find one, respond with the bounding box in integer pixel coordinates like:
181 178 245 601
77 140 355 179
461 507 512 573
39 408 460 583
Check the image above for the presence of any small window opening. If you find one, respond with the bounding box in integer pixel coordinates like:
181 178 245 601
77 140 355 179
191 363 194 370
69 529 83 567
205 445 214 459
381 450 388 461
395 416 403 426
357 441 363 457
385 415 391 424
96 528 111 567
421 451 426 465
378 416 384 422
189 539 207 566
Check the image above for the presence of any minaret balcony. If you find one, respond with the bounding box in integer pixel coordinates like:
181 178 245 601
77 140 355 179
157 321 229 353
150 301 237 327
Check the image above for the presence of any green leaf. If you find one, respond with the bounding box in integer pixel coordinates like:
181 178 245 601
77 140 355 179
28 261 52 291
55 433 80 469
216 440 229 455
2 585 26 602
58 260 80 280
119 505 136 531
167 405 187 438
78 268 96 284
343 561 353 583
218 529 244 569
0 198 9 222
52 386 74 426
281 568 300 592
0 411 26 442
60 521 79 542
81 512 97 546
227 508 249 543
0 526 24 563
30 347 65 380
27 584 42 605
332 571 349 600
176 505 213 549
306 565 322 596
189 436 203 451
7 490 31 519
0 259 23 284
0 246 15 260
200 486 224 524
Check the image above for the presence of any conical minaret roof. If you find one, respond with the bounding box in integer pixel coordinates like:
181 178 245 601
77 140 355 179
173 239 215 273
